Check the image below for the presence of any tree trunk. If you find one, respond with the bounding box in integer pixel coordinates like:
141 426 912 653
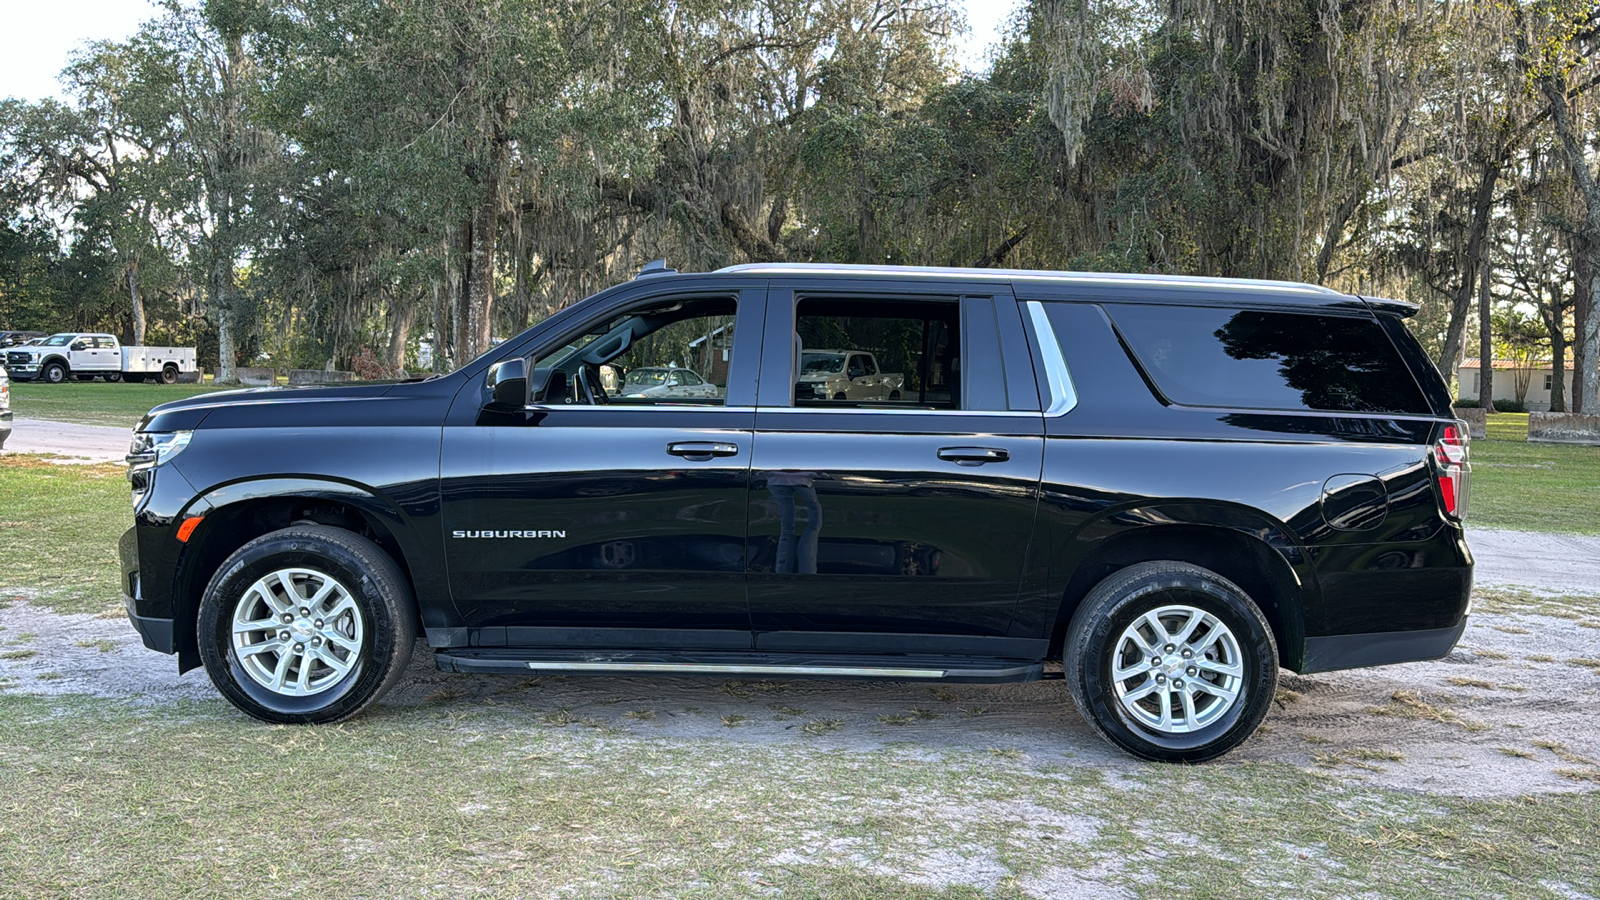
1436 163 1502 376
452 222 469 369
1582 270 1600 414
432 278 444 374
127 259 146 346
1573 252 1590 414
467 165 499 359
1478 260 1494 411
1548 305 1567 413
1538 69 1600 413
387 299 415 374
213 257 237 384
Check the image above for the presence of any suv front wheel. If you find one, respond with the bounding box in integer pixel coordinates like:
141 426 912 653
1063 561 1277 762
198 525 416 724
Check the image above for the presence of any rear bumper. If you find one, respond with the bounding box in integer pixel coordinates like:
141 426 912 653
0 409 11 445
1298 618 1466 673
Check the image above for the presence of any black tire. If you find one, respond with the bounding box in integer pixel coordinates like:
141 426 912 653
198 525 416 724
42 361 67 384
1063 561 1277 763
160 364 179 385
889 390 901 400
104 371 122 383
833 392 847 400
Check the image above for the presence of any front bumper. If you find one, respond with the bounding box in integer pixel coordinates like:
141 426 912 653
0 408 11 446
120 524 176 653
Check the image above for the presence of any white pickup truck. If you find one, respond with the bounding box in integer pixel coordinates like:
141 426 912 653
795 349 905 401
4 333 199 385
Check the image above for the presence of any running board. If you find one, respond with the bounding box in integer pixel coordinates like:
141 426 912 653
435 649 1043 683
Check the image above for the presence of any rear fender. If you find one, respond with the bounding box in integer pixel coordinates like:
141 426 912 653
1044 501 1316 670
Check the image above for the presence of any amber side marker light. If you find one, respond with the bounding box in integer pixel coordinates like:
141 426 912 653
176 516 205 542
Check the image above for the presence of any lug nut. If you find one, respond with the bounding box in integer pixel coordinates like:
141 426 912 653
1151 656 1162 666
281 613 293 623
1164 644 1175 653
298 607 309 616
1186 666 1198 676
294 643 305 653
1155 674 1166 683
1174 679 1185 689
278 630 290 641
312 637 322 647
314 620 323 628
1181 649 1193 659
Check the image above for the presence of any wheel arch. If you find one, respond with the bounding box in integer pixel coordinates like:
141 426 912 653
170 477 425 673
1046 506 1315 671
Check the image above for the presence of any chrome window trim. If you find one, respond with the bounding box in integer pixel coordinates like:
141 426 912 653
1026 301 1078 417
523 404 756 413
517 404 1039 418
756 406 1031 417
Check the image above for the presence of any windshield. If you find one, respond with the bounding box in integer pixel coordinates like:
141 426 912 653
43 334 74 347
624 369 671 387
801 352 845 374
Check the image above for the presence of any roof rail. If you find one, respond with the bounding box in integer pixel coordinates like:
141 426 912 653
635 260 677 279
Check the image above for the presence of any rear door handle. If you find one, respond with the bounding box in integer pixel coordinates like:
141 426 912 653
667 441 740 461
937 446 1009 465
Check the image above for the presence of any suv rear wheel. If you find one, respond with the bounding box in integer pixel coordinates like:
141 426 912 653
1063 561 1277 762
198 525 415 723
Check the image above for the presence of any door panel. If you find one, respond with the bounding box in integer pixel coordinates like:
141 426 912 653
438 286 766 646
441 410 755 635
745 285 1045 647
747 413 1044 641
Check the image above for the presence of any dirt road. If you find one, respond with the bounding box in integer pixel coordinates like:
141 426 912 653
0 417 129 463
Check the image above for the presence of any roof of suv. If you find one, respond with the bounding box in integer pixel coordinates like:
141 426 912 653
705 263 1413 314
714 262 1342 297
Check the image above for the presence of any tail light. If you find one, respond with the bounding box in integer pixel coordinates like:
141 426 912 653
1432 422 1470 520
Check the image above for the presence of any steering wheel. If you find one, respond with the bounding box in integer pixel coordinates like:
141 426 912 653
576 364 609 405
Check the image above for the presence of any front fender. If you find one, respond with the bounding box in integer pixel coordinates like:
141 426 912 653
168 476 432 672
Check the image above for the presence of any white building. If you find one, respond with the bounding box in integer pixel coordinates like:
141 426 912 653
1455 358 1576 411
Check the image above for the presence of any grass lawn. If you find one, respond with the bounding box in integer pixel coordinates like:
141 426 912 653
7 381 229 428
0 694 1591 899
1468 411 1600 534
0 457 128 615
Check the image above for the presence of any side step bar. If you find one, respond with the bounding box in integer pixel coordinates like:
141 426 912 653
435 649 1043 683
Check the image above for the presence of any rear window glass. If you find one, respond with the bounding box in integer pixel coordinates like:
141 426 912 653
1106 304 1430 414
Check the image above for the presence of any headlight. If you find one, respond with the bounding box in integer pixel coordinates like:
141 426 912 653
127 431 193 471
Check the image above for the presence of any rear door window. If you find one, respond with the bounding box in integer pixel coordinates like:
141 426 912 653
1106 304 1430 414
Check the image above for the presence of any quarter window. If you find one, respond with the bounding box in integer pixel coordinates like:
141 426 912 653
1106 304 1430 414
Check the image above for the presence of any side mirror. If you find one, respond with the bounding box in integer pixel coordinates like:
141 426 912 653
486 357 529 408
71 342 87 351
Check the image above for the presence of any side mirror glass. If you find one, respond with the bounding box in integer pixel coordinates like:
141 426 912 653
486 357 529 408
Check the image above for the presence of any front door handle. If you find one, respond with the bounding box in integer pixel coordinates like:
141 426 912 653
667 441 740 461
938 446 1010 466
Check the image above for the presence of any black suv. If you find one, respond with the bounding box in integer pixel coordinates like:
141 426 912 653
120 264 1472 761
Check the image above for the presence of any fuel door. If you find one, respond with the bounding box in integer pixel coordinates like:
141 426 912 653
1320 474 1389 532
